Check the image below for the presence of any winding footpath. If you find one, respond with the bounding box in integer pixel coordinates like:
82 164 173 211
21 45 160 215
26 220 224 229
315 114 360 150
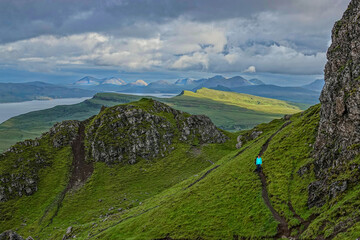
257 121 292 238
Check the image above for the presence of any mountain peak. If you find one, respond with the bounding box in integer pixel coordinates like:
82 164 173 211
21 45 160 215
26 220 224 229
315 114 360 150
74 76 100 86
149 80 172 85
175 78 194 85
101 77 126 85
130 79 148 86
301 79 324 92
249 78 265 85
209 75 226 80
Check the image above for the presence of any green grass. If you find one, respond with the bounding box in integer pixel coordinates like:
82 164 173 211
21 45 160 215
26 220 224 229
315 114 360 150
261 105 320 227
0 132 238 239
0 146 72 238
182 88 302 114
2 99 360 239
72 118 287 239
0 89 306 153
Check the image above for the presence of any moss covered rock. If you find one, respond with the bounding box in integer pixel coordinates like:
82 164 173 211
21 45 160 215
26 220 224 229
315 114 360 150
85 98 228 164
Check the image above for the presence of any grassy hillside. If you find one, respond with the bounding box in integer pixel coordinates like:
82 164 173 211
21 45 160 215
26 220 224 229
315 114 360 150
181 88 302 114
230 84 320 104
0 89 306 153
0 99 237 239
1 99 360 239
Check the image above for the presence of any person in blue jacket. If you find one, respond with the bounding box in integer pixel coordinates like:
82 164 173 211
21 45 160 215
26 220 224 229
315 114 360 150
256 155 262 172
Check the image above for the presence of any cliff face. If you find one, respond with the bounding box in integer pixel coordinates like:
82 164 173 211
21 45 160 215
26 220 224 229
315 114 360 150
312 0 360 207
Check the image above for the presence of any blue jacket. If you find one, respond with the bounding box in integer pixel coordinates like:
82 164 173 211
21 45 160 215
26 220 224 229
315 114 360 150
256 157 262 165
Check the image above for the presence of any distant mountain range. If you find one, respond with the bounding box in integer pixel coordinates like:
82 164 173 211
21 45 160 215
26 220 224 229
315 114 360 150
74 76 127 86
0 76 323 105
231 84 320 104
174 75 265 90
73 76 149 92
0 81 95 103
192 75 252 90
71 75 323 104
300 79 324 92
73 75 265 93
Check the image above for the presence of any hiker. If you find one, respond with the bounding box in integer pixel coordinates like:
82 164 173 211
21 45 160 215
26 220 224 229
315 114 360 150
255 155 262 172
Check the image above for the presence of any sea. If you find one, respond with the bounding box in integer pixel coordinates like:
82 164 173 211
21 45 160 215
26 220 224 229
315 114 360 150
0 97 91 124
0 93 178 124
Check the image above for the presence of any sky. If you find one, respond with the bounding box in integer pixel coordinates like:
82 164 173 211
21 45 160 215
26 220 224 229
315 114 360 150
0 0 350 85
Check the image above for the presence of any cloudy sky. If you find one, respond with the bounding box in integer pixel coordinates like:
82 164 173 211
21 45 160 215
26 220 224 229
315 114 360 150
0 0 350 85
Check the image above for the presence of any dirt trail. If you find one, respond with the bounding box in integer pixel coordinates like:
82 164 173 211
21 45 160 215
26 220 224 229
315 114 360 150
257 121 291 238
43 122 93 227
185 165 220 189
68 122 93 190
258 121 292 156
258 172 290 238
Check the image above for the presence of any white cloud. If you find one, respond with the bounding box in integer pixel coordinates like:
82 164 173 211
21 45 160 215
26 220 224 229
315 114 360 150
244 66 256 73
170 52 209 70
0 16 328 75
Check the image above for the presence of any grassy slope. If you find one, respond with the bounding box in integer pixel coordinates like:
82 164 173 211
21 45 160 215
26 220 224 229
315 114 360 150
78 103 360 239
0 89 306 153
182 88 302 114
94 121 285 239
0 99 238 239
0 137 73 237
1 101 360 239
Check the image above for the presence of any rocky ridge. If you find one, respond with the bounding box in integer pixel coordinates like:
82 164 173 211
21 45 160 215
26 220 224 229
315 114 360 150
85 98 228 164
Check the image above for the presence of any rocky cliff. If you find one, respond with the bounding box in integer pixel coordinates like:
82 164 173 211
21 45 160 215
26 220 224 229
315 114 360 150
312 0 360 207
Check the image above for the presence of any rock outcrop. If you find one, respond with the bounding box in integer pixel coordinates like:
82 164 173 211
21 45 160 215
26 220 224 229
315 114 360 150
49 121 81 148
86 98 228 164
236 130 263 149
311 0 360 207
0 121 81 202
0 230 25 240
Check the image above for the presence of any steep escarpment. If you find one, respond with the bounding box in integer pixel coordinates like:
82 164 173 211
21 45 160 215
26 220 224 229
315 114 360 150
312 0 360 207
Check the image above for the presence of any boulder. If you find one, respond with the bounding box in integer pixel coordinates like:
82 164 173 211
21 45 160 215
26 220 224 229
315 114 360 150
0 230 25 240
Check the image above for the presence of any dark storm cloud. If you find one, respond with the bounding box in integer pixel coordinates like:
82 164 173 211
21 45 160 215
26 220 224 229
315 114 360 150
0 0 345 43
0 0 250 42
0 0 350 75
